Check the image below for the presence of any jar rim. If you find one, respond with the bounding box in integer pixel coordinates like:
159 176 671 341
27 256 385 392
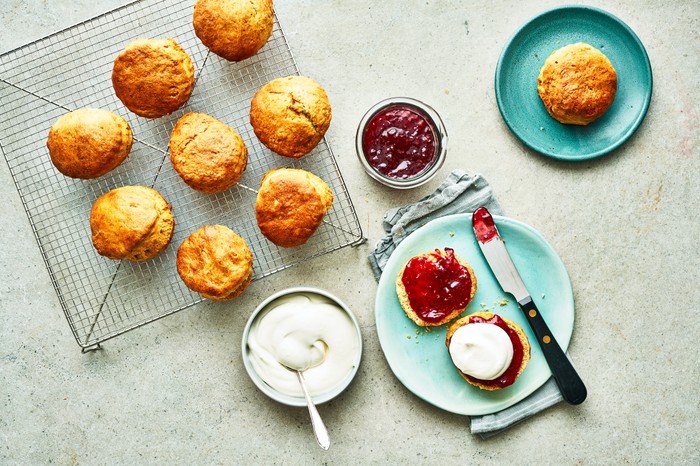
355 96 448 189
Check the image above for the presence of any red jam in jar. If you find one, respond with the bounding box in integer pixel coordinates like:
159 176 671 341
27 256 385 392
465 314 525 389
362 104 438 180
401 248 474 324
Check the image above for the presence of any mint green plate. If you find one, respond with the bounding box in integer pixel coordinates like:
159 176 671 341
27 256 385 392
495 5 652 161
375 214 574 416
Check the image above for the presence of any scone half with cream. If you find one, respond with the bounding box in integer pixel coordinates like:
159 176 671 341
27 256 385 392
396 248 477 327
446 311 530 390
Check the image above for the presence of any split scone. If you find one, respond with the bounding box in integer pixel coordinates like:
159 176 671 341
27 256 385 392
446 311 530 390
396 248 477 327
537 42 617 125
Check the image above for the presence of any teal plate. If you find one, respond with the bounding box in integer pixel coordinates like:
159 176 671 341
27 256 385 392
495 5 653 161
375 213 574 416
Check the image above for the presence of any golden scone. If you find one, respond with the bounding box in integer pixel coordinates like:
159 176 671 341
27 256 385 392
446 311 530 390
176 225 253 301
396 248 477 327
90 186 174 261
169 112 248 193
193 0 274 62
47 108 132 179
255 168 333 247
250 76 332 158
537 42 617 125
112 38 195 118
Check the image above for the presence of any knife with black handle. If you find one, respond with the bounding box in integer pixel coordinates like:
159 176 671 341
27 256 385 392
472 206 587 405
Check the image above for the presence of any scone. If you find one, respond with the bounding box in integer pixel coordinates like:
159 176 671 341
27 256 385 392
396 248 477 327
537 42 617 125
112 38 195 118
255 168 333 247
176 225 253 300
169 112 248 193
47 108 132 179
90 186 175 261
250 76 332 158
446 311 530 390
193 0 274 62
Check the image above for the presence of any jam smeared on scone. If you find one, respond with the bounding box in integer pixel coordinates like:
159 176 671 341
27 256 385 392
446 312 531 390
396 248 477 326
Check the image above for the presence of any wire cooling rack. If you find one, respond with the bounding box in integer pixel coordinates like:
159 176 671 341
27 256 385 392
0 0 364 351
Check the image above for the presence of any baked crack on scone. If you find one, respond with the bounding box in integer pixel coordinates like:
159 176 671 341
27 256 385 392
250 76 332 158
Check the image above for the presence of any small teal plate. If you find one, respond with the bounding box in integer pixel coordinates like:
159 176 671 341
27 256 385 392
495 5 653 161
375 213 574 416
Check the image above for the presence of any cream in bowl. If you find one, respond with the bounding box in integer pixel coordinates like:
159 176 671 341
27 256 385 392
242 287 362 406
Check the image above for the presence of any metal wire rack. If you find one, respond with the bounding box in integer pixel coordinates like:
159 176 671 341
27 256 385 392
0 0 364 351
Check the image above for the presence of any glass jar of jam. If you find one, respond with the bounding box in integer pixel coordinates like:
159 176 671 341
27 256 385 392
355 97 447 189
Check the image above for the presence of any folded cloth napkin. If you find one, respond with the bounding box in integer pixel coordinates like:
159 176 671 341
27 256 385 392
368 169 563 438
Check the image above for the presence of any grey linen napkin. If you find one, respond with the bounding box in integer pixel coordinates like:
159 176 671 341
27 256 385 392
368 169 564 438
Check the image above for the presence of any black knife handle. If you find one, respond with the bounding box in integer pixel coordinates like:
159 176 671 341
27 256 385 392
519 298 587 405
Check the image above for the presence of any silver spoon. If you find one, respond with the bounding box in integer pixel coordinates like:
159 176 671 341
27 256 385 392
282 364 330 450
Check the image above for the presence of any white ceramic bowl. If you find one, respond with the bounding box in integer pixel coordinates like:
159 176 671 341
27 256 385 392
241 287 363 407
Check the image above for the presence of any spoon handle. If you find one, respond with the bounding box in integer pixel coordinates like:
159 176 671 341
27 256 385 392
297 371 330 450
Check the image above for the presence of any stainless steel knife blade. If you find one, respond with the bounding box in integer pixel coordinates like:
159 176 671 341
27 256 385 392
471 206 587 405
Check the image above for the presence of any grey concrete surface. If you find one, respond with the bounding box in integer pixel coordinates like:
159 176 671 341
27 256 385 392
1 0 698 464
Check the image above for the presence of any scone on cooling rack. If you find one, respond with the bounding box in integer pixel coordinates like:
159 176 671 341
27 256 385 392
193 0 274 62
255 168 333 248
537 42 617 125
90 186 175 261
446 311 531 390
47 108 132 179
176 225 253 301
112 38 195 118
396 248 477 327
249 76 332 158
169 112 248 193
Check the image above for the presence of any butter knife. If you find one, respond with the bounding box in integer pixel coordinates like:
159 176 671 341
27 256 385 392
472 207 587 405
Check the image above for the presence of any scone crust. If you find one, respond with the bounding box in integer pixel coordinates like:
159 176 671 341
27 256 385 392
193 0 274 62
250 76 332 158
395 250 477 327
169 112 248 193
446 311 531 390
176 225 253 300
537 42 617 125
47 108 132 179
255 168 333 247
112 38 195 118
90 186 174 261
